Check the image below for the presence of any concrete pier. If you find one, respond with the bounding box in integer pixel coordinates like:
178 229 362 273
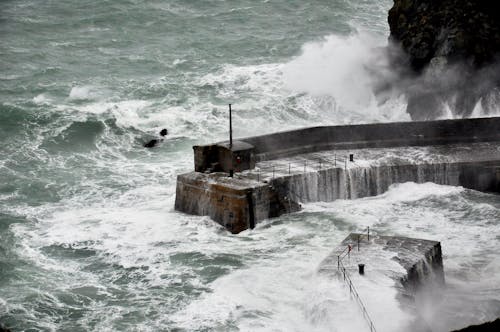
319 233 445 296
175 117 500 233
318 233 445 331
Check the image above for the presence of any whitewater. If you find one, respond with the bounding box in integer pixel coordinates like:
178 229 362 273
0 1 499 331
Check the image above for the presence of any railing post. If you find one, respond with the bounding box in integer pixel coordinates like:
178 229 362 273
229 104 233 148
367 226 370 241
358 235 360 251
288 163 291 175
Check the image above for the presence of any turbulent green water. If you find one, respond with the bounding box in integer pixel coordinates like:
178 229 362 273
1 1 499 331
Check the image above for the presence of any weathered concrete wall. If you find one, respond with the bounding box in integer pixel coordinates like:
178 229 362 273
179 117 500 233
175 160 499 233
245 117 500 161
193 141 255 173
273 161 500 202
174 172 300 233
194 117 500 172
175 172 253 233
383 236 445 295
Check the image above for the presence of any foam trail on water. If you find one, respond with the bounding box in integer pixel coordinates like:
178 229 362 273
69 86 94 100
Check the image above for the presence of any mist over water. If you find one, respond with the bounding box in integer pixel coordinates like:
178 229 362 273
1 0 499 331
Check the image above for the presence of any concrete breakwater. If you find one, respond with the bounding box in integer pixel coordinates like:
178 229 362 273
318 233 445 331
319 233 445 297
175 117 500 233
192 117 500 173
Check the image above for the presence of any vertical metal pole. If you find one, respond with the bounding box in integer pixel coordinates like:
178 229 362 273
319 160 322 170
229 104 233 148
257 170 260 182
288 163 291 175
334 154 336 166
337 255 340 268
273 166 275 179
358 235 360 251
304 160 306 173
367 226 370 241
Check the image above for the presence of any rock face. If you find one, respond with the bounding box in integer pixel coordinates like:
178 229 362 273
388 0 500 119
389 0 500 71
0 324 12 332
451 318 500 332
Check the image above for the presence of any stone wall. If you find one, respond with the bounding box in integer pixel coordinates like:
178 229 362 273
176 160 499 233
194 117 500 172
174 172 300 233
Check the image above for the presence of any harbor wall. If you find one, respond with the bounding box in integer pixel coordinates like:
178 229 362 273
193 117 500 173
176 161 499 233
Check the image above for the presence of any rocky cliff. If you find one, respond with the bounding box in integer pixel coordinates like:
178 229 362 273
387 0 500 119
451 318 500 332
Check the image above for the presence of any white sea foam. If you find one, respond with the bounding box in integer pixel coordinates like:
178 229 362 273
69 86 94 100
282 32 410 123
33 93 50 104
170 229 413 332
195 32 410 141
305 182 500 330
4 21 499 332
9 145 499 332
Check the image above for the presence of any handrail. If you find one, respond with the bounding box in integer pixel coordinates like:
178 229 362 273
337 228 377 332
356 226 370 251
249 152 355 181
339 259 377 332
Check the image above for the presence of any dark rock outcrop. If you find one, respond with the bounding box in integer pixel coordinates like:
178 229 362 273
387 0 500 120
389 0 500 71
0 324 11 332
451 318 500 332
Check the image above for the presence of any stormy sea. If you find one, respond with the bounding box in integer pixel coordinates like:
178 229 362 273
0 1 499 331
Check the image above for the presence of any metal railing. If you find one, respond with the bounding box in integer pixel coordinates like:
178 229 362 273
247 153 355 182
355 226 370 251
337 228 377 332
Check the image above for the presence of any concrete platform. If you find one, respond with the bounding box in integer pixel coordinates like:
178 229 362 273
318 233 445 331
319 233 444 296
175 117 500 233
176 142 500 233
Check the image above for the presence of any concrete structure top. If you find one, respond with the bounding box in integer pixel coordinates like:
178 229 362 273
182 171 265 191
217 140 254 152
193 117 500 173
320 233 445 296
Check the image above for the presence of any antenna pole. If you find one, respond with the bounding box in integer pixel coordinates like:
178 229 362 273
229 104 233 148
